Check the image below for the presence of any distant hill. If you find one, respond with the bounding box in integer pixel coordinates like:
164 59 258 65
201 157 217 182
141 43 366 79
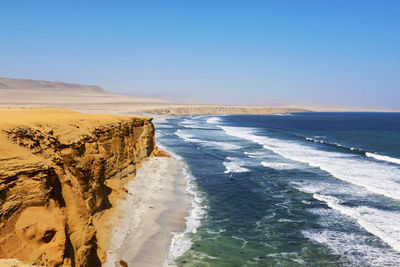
0 77 106 94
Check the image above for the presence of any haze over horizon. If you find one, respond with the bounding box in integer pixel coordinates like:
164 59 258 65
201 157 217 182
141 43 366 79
1 0 399 108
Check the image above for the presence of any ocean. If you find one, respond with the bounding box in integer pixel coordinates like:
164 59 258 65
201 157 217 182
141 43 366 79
155 112 400 266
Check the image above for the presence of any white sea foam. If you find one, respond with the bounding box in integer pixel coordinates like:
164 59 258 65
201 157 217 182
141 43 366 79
179 119 210 129
244 153 258 158
312 194 400 253
270 113 293 116
180 119 194 125
244 151 265 158
179 119 195 127
181 124 210 129
223 157 250 173
366 152 400 165
163 149 207 267
244 151 258 155
175 129 240 150
219 126 400 201
305 206 400 265
294 180 371 198
175 129 203 143
211 142 242 150
306 137 400 165
303 229 400 266
306 137 337 146
261 161 296 170
206 117 222 124
305 137 362 152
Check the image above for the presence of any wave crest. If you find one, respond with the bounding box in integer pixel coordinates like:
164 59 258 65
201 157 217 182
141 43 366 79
223 157 250 174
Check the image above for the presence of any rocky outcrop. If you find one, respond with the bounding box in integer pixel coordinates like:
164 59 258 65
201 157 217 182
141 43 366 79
0 110 163 266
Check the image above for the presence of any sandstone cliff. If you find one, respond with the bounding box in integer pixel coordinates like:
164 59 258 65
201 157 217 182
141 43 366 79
0 109 163 266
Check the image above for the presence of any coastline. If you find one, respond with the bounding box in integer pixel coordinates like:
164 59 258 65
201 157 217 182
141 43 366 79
0 109 162 266
0 109 193 266
103 156 191 266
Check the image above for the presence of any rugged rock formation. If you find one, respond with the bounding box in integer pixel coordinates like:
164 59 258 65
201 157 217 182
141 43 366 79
0 109 163 266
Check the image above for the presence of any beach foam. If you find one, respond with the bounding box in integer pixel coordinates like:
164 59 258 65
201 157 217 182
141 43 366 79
270 113 293 116
163 149 207 267
223 157 250 173
244 151 265 158
293 180 371 198
175 129 240 150
366 152 400 165
179 119 210 129
220 126 400 201
175 129 203 143
206 117 222 124
303 228 400 266
305 137 400 165
261 161 296 170
313 194 400 252
303 194 400 266
305 137 364 153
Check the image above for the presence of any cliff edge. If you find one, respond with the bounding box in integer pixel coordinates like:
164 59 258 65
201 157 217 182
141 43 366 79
0 109 163 266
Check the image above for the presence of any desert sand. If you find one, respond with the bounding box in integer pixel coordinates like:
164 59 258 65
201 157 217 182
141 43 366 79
0 77 307 115
2 77 399 114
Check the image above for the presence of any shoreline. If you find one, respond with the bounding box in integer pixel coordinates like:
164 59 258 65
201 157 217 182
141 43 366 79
104 156 191 267
0 109 160 266
0 110 193 267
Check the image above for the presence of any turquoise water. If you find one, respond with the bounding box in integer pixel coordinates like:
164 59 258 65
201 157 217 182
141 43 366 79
156 113 400 266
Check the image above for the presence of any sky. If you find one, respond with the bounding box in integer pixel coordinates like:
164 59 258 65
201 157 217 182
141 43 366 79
0 0 399 108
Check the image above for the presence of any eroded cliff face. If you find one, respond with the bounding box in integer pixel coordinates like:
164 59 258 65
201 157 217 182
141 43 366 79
0 110 163 266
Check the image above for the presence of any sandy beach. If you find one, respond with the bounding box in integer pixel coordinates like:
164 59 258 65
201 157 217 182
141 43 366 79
104 156 190 267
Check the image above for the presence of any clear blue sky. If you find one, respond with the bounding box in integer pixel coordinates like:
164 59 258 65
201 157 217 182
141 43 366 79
1 0 399 108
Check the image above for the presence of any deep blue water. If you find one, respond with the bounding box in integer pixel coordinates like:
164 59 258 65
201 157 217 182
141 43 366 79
156 113 400 266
